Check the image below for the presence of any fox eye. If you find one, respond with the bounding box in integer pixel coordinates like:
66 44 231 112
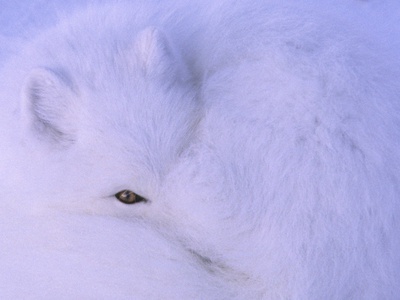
115 190 147 204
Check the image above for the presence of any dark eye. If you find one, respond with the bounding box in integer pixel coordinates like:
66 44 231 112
115 190 147 204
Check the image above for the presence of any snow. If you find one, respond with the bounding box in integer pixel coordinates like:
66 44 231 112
1 1 400 299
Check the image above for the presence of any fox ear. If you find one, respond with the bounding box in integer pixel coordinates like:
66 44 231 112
134 27 188 81
23 68 78 145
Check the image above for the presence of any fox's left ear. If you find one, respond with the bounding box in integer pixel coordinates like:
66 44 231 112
22 68 78 146
134 27 188 81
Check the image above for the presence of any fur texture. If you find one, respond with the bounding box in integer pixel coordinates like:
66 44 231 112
1 1 400 299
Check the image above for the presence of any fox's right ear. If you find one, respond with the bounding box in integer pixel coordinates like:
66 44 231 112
22 68 78 146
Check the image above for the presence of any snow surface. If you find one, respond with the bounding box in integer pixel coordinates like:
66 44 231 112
1 1 400 299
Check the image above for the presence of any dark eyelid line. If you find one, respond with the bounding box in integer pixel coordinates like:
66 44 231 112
114 189 148 204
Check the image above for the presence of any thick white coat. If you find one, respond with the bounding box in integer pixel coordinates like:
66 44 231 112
1 1 400 299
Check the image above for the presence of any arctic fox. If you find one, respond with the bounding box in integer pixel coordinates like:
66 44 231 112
1 1 400 299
